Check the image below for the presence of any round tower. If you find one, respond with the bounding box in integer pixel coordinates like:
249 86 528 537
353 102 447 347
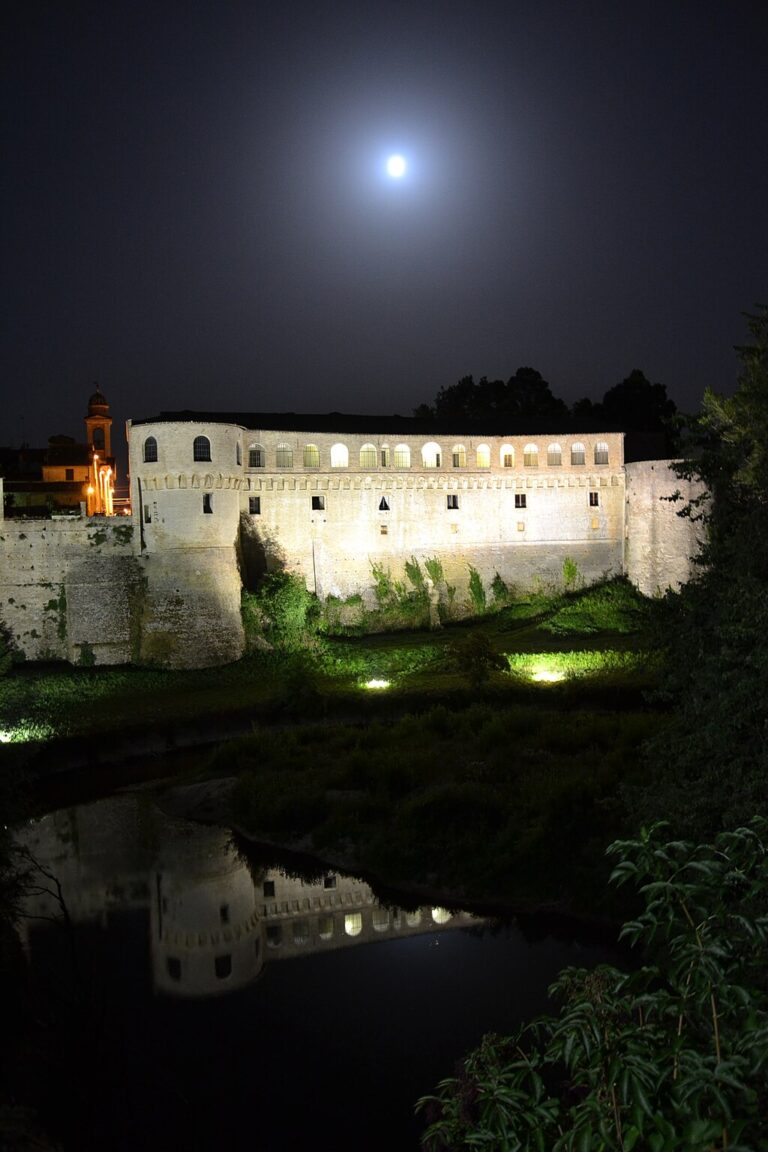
127 417 246 667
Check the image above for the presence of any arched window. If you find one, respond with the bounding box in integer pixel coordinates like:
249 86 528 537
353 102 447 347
344 913 363 937
594 441 609 465
523 443 538 468
476 444 491 468
303 443 320 468
431 907 452 925
143 436 157 463
547 443 562 467
330 443 348 468
404 910 422 927
275 443 293 468
248 444 265 468
393 444 411 468
500 444 514 468
421 442 442 468
236 442 242 465
193 435 211 462
452 444 466 468
571 442 586 466
359 443 377 468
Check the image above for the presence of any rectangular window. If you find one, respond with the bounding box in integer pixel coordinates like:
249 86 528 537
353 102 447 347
502 454 513 468
65 468 74 481
381 448 390 467
589 491 599 507
249 449 264 468
249 496 261 514
515 494 527 509
446 494 459 509
143 503 151 524
380 524 388 535
263 879 275 898
311 495 325 511
323 874 337 890
203 493 213 514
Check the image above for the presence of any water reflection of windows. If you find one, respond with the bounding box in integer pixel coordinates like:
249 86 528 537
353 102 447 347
372 907 390 932
404 910 422 927
215 954 232 979
293 919 310 945
266 924 282 948
344 913 363 937
317 914 334 940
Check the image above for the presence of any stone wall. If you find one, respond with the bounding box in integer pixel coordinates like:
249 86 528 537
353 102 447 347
624 460 707 596
0 517 140 665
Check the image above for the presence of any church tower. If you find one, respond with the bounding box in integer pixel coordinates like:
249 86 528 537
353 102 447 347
84 385 112 457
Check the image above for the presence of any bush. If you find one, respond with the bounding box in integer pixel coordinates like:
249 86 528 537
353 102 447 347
467 566 486 615
418 821 768 1151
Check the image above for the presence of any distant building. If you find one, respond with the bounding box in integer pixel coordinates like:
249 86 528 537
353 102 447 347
0 387 115 517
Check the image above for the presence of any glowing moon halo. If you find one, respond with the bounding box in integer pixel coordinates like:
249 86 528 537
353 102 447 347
386 154 407 178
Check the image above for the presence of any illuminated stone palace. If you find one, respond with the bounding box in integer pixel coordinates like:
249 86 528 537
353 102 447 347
0 404 703 669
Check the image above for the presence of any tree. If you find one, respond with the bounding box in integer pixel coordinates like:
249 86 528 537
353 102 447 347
635 307 768 839
416 368 569 428
418 821 768 1152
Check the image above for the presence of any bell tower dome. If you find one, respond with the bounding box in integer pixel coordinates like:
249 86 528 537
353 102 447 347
84 384 112 457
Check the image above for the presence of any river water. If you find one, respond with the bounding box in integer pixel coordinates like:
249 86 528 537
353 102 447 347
13 793 618 1151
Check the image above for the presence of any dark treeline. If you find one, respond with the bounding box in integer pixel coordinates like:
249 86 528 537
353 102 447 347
414 366 681 455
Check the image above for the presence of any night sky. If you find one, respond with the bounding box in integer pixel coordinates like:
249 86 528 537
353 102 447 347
2 0 767 452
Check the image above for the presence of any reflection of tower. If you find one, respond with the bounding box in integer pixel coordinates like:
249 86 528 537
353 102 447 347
84 386 115 515
150 827 263 998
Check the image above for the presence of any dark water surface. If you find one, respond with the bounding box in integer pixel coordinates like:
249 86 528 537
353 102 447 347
15 795 617 1151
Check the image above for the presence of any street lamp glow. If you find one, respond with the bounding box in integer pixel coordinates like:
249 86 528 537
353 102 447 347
364 679 391 690
386 154 406 178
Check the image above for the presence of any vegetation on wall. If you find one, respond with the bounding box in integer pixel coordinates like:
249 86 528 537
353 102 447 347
419 821 768 1152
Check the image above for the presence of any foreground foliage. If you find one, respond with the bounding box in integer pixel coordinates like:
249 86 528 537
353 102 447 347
418 821 768 1151
636 307 768 840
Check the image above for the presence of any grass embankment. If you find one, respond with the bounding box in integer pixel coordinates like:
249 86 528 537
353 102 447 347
1 578 665 912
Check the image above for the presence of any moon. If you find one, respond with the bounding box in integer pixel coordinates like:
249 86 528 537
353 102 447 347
386 154 407 178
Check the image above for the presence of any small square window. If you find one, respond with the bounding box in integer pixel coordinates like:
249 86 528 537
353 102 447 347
203 493 213 514
166 957 181 982
263 879 275 898
517 521 525 532
450 522 459 533
446 494 459 509
591 517 600 530
65 468 74 481
311 495 325 511
515 493 527 509
589 491 599 507
249 496 261 514
214 954 232 980
380 524 388 535
323 874 337 890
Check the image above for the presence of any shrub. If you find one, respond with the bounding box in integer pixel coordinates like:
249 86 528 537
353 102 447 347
418 821 768 1152
467 566 486 615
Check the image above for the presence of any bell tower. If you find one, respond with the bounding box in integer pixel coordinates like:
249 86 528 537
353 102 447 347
84 385 112 457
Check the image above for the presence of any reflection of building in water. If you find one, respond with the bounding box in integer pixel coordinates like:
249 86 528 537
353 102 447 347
15 797 479 999
150 826 263 998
